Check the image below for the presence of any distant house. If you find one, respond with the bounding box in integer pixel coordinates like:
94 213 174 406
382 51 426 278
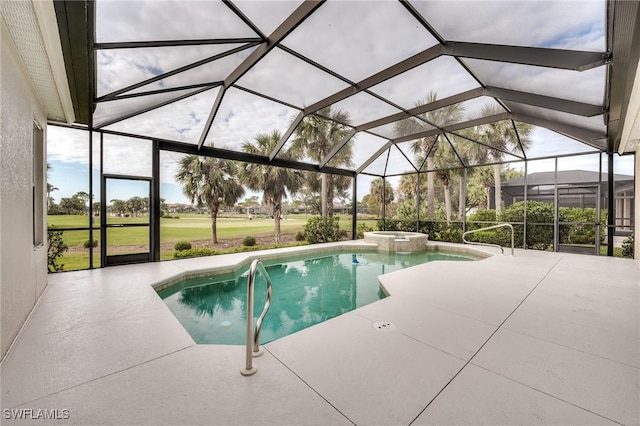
497 170 634 234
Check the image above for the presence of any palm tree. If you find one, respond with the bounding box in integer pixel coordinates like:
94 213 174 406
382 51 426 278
126 196 144 217
446 132 488 218
241 130 304 243
395 92 464 219
460 166 494 212
110 199 127 216
416 139 463 223
46 163 58 209
175 155 244 244
397 174 418 203
434 169 453 223
369 178 395 218
292 107 353 216
476 106 532 213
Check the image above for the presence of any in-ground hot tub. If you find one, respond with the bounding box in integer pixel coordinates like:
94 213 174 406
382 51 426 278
363 231 429 253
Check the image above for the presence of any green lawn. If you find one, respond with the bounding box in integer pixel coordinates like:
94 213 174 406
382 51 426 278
48 213 354 271
161 214 308 242
599 245 623 257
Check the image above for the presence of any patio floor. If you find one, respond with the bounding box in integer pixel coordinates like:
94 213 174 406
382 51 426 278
1 242 638 425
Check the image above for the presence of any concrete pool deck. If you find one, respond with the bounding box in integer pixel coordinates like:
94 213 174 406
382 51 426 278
1 242 638 425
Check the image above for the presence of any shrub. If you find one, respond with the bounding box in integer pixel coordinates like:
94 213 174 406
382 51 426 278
83 239 99 248
622 234 634 258
378 219 417 232
243 236 256 246
355 222 373 239
173 242 309 259
295 230 306 241
303 216 341 244
559 207 606 244
174 247 217 259
434 226 463 243
47 228 68 272
498 201 564 250
174 241 192 251
467 209 497 224
417 220 440 237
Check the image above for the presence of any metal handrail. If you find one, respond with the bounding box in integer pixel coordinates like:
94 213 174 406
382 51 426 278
462 223 515 256
240 259 272 376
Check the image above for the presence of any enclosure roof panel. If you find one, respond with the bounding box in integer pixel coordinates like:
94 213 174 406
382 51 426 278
54 0 640 174
501 170 634 187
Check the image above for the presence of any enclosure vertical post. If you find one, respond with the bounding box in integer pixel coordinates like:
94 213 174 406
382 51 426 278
151 141 161 261
596 152 602 255
100 133 106 268
461 169 466 234
416 172 421 231
88 0 96 268
554 158 559 252
382 177 386 231
607 153 615 256
88 129 94 269
523 161 528 249
352 176 357 240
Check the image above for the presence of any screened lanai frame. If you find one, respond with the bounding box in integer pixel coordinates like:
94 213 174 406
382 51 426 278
51 0 639 267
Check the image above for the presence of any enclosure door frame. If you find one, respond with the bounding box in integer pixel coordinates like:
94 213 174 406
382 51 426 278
100 174 157 266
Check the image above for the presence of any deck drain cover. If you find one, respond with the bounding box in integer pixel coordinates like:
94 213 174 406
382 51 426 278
372 321 396 332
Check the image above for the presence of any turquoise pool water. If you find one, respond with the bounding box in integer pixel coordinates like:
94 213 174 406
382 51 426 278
158 250 474 344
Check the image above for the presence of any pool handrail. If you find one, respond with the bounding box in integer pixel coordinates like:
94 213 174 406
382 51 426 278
240 259 273 376
462 223 514 256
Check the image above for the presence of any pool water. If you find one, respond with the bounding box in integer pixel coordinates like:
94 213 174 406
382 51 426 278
158 250 473 345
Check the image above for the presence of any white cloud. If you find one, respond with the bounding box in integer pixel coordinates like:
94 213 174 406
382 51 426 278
47 125 90 164
282 0 438 82
105 88 220 143
96 45 245 97
413 0 605 51
526 127 599 159
236 48 350 108
96 0 256 43
330 92 401 128
370 56 481 109
206 87 297 150
47 125 179 184
234 1 304 36
465 59 606 106
351 133 389 170
97 44 255 96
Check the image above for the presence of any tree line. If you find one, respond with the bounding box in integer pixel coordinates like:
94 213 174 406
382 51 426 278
365 164 524 223
48 191 168 218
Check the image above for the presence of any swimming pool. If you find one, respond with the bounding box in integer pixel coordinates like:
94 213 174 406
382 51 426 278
158 250 475 345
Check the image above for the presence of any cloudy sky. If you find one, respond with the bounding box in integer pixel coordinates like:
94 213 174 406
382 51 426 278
47 0 634 205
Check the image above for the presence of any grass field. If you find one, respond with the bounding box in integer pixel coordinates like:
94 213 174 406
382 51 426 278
48 213 354 271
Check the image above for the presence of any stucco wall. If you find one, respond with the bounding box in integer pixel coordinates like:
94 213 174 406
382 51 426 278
1 20 48 361
636 152 639 261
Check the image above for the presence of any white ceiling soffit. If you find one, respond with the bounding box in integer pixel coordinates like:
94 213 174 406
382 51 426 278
1 0 74 123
